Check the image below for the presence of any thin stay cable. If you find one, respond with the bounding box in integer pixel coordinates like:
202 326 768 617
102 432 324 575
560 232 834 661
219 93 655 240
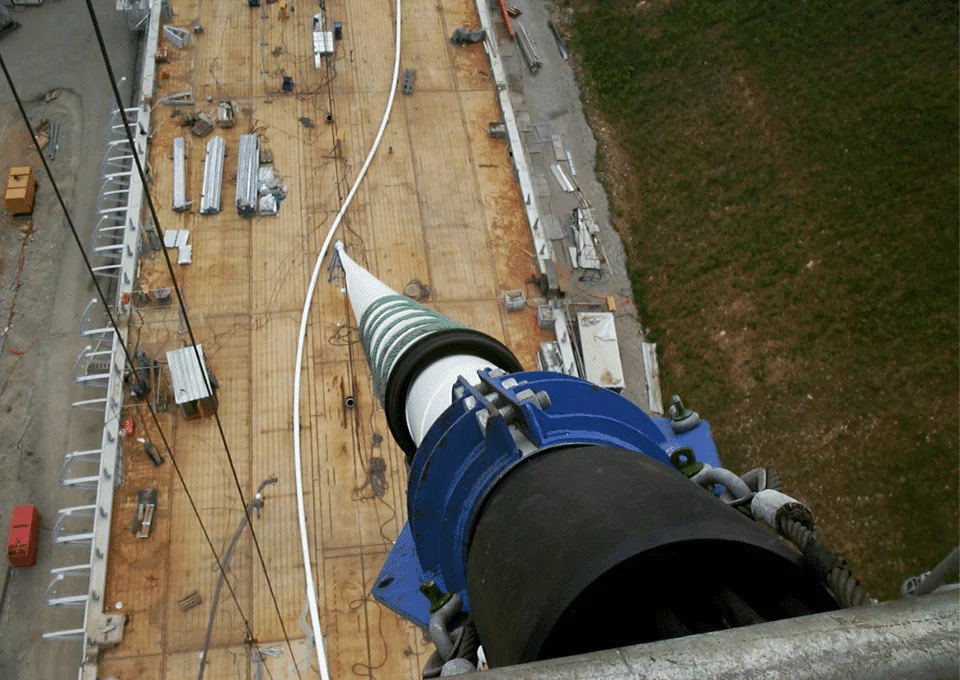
80 0 302 674
0 51 277 680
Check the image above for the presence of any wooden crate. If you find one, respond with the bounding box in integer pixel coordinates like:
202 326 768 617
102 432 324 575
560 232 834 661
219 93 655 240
5 166 37 216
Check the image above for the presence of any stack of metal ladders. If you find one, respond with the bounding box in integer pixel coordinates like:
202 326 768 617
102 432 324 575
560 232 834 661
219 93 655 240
200 136 225 215
235 133 260 217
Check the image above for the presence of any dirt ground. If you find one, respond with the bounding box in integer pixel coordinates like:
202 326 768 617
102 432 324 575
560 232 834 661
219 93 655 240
0 2 137 678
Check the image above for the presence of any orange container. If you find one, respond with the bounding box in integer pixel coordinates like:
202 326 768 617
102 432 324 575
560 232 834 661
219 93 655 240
7 504 40 567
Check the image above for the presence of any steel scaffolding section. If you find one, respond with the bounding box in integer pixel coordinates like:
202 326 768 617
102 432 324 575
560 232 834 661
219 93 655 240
44 0 162 670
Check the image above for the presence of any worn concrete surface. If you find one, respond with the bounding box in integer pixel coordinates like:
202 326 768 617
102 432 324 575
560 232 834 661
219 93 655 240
490 0 656 411
0 2 137 679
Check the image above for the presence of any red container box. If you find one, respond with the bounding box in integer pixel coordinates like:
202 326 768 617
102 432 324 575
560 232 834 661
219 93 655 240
7 504 40 567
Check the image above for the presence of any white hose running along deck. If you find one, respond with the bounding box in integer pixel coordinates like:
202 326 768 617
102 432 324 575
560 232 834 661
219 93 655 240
290 0 403 676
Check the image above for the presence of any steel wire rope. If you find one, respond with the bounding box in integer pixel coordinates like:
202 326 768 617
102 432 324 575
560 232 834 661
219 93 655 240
0 51 277 680
290 0 403 676
80 0 302 674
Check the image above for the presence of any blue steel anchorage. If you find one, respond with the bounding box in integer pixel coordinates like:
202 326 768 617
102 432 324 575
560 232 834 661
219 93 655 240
372 366 721 630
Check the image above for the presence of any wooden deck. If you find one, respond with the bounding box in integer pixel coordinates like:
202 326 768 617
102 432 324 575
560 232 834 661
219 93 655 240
99 0 542 677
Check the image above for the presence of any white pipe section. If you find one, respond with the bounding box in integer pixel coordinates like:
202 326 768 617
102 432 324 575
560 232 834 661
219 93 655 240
291 0 403 676
405 354 496 446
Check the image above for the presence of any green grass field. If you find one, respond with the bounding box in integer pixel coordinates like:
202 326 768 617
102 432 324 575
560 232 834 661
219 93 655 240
565 0 958 597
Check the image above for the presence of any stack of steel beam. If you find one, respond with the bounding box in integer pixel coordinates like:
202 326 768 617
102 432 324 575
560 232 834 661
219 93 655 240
172 137 188 212
235 133 260 217
199 136 225 215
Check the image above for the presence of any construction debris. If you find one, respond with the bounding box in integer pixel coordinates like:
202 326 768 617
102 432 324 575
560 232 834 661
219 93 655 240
506 6 521 17
190 112 214 137
155 46 169 63
46 121 58 160
179 591 202 612
552 135 566 162
35 118 49 149
565 145 577 177
257 166 287 216
177 590 203 612
402 68 416 94
43 88 60 102
536 304 555 329
516 24 543 75
178 111 198 127
570 206 603 272
162 90 195 106
178 244 193 265
450 27 485 45
0 6 18 37
502 289 525 312
259 194 278 216
163 25 190 49
216 100 235 128
143 441 163 466
548 18 569 60
131 488 158 539
550 163 575 193
162 228 189 249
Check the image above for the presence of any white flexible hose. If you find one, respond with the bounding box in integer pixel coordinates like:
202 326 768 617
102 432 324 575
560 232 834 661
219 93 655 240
291 1 402 677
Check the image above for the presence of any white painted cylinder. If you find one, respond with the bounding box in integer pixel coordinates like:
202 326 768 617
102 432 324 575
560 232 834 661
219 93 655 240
405 354 496 446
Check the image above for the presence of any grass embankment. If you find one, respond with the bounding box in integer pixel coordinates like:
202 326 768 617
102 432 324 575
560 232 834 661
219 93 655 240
566 0 958 598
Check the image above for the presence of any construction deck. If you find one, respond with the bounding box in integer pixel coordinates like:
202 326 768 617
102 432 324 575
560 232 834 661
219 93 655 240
98 0 541 677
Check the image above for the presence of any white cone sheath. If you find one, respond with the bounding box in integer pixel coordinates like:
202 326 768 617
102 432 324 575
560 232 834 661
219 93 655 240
336 241 401 323
335 241 501 445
